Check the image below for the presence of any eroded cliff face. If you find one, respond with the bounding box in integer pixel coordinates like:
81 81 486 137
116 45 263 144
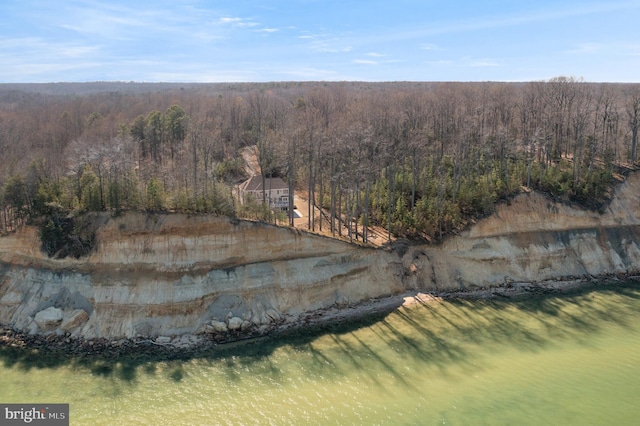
404 172 640 291
2 172 640 340
0 215 405 339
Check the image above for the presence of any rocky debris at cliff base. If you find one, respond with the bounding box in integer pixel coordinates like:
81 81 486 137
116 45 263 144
1 275 637 359
429 274 639 300
60 309 89 332
29 305 91 335
0 327 218 359
209 321 228 333
196 308 286 340
171 334 201 348
34 307 63 330
280 294 406 331
402 293 445 306
227 317 243 331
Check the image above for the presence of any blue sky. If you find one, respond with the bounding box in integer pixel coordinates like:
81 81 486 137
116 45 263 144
1 0 639 82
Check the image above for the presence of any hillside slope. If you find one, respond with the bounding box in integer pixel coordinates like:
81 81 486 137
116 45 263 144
405 172 640 291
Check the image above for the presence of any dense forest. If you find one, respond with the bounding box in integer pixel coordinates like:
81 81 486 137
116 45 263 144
1 79 639 253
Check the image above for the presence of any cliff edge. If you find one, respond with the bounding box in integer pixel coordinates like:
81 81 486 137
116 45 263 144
1 172 640 342
0 214 405 340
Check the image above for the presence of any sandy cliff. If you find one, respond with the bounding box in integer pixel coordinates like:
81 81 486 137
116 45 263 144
0 215 404 339
1 172 640 340
407 172 640 291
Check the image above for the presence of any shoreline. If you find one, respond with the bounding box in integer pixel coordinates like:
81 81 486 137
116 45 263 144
1 274 638 361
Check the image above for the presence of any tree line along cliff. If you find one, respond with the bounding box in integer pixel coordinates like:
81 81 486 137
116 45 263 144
1 172 640 341
1 79 640 249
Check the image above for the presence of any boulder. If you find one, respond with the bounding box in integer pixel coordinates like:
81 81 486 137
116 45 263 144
177 334 200 348
61 309 89 332
227 316 243 331
34 307 63 330
211 320 228 333
240 320 252 331
155 336 172 344
195 324 213 334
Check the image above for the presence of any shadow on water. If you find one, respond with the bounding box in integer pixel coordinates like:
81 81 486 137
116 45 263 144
168 364 185 382
1 280 639 385
513 281 640 332
0 307 394 384
390 309 472 375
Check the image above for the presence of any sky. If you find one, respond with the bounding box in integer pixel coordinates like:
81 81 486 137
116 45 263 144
1 0 639 83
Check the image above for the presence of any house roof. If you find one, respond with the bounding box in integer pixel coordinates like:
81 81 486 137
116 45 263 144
240 176 289 191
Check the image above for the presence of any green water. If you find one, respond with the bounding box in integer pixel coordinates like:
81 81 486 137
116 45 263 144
2 283 640 425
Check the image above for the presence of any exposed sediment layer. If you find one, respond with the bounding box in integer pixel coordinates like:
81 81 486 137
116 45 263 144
0 214 405 340
1 172 640 342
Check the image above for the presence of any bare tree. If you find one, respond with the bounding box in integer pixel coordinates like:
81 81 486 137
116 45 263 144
246 90 272 206
626 86 640 164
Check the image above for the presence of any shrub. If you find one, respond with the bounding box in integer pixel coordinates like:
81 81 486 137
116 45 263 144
38 205 96 258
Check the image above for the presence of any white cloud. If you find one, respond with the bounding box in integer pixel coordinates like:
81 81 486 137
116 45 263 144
192 31 224 43
420 43 442 51
567 43 603 54
220 16 260 28
51 3 182 40
312 42 352 53
564 41 640 57
4 0 638 82
0 58 103 82
0 36 102 59
353 2 640 47
300 31 353 53
220 17 243 23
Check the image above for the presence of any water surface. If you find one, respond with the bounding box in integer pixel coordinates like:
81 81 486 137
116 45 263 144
2 282 640 425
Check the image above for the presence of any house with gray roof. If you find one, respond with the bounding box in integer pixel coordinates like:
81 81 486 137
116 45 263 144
239 176 290 210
